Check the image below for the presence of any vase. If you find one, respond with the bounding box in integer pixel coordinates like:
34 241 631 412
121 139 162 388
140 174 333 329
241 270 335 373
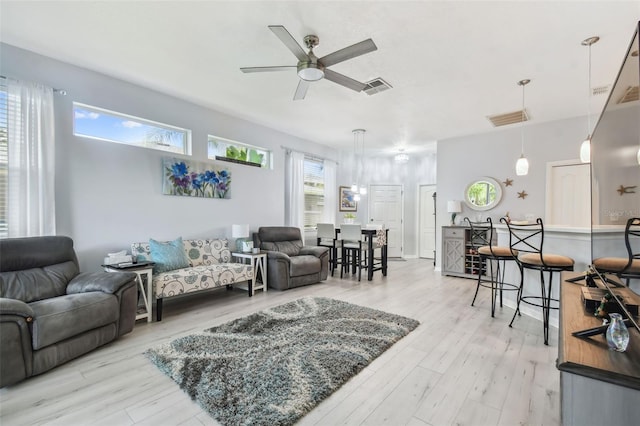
606 313 629 352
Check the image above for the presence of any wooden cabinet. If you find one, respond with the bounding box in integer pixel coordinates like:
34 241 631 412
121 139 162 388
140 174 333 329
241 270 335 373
442 227 464 275
441 226 491 279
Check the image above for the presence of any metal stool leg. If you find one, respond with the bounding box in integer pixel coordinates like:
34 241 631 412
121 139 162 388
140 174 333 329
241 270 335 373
509 263 525 327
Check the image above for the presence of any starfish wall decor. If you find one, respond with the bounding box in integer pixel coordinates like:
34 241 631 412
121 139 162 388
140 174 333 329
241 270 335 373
616 185 636 195
517 190 528 199
503 178 513 187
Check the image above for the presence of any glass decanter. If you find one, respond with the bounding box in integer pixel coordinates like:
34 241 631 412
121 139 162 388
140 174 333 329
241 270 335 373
606 313 629 352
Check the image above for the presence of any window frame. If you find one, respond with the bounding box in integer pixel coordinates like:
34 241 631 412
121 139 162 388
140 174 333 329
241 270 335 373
73 102 192 155
303 156 325 231
208 135 272 169
0 84 7 238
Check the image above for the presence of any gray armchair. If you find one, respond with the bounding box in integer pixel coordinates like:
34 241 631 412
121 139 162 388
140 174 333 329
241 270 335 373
253 226 329 290
0 236 138 388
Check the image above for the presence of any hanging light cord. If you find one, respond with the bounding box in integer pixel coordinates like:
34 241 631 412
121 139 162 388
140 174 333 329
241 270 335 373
521 82 525 156
587 42 592 136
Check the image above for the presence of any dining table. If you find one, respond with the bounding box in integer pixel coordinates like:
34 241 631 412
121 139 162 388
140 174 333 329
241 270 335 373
335 226 389 281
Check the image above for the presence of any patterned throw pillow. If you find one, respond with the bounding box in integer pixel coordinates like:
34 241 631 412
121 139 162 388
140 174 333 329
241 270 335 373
149 237 191 274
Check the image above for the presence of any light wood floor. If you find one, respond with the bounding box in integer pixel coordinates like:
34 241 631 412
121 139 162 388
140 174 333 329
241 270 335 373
0 259 560 426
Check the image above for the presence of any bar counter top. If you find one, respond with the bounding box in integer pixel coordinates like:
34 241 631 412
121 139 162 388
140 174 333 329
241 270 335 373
558 272 640 391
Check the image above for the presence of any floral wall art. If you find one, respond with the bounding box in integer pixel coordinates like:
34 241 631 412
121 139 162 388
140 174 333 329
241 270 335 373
163 158 231 199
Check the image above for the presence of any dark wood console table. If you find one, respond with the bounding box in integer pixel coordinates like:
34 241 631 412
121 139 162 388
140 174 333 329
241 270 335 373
558 272 640 425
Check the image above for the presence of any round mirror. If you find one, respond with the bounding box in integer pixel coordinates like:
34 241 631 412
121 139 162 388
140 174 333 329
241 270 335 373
464 177 502 211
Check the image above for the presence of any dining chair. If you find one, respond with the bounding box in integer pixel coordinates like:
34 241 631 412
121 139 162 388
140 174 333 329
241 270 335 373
501 217 575 345
339 224 363 281
316 223 341 276
465 217 519 317
593 217 640 287
361 224 386 278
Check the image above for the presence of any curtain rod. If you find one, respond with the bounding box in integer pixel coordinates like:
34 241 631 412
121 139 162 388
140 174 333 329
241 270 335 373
0 75 67 95
280 145 339 165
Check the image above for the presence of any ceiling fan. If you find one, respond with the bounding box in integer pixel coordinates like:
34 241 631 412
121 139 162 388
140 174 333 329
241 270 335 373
240 25 378 100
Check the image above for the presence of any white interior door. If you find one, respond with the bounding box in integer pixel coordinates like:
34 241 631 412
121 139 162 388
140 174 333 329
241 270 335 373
545 160 590 227
419 185 436 258
368 185 403 257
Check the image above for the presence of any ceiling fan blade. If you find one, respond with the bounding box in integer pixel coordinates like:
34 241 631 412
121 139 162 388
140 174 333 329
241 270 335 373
323 69 367 92
269 25 309 62
293 79 311 100
240 66 296 73
319 39 377 67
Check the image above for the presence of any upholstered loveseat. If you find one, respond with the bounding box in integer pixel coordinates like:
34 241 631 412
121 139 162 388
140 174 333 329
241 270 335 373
253 227 329 290
0 236 138 388
131 238 253 321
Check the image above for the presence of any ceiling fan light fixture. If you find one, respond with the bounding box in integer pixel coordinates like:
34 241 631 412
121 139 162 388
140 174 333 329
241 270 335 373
297 63 324 81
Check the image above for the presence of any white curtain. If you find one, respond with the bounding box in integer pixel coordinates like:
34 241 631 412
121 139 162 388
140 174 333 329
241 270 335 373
322 159 337 224
285 150 305 235
7 79 56 237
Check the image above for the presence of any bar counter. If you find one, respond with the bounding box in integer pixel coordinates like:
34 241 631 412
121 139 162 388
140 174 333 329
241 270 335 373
557 271 640 425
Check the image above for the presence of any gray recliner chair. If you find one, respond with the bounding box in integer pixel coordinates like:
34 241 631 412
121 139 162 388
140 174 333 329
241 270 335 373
0 236 138 388
253 227 329 290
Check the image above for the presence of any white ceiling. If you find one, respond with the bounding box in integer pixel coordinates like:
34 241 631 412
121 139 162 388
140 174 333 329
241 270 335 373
1 1 639 157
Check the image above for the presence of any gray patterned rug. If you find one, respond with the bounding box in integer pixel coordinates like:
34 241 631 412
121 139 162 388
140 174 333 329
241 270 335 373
145 297 419 426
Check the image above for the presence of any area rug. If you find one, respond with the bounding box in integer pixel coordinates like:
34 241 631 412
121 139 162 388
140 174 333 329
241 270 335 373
145 297 419 426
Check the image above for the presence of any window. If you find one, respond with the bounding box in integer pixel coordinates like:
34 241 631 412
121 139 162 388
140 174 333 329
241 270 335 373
208 135 271 169
73 103 191 154
303 157 325 230
0 84 7 238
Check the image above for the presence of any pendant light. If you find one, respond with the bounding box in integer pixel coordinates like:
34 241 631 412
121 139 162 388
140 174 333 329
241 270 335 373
350 129 359 193
394 148 409 163
580 36 599 163
358 129 367 196
515 79 530 176
350 129 367 201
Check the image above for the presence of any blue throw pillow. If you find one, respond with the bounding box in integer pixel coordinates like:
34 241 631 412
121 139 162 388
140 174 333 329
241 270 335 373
149 237 190 274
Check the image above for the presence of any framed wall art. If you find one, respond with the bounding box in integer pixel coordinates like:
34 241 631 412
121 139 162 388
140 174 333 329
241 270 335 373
339 186 357 212
163 158 231 199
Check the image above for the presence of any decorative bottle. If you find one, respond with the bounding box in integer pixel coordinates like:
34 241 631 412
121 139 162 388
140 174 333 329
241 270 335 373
606 313 629 352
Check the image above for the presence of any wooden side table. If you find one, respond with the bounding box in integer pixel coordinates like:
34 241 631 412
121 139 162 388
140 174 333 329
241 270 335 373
232 251 267 296
103 262 155 323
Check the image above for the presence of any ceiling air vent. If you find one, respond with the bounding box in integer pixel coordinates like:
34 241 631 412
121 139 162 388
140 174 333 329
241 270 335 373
487 109 530 127
592 85 610 96
363 78 392 95
617 86 639 104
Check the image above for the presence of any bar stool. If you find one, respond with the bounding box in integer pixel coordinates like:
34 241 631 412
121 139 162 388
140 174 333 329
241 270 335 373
465 217 519 317
501 217 574 345
593 217 640 287
316 223 341 276
339 224 363 281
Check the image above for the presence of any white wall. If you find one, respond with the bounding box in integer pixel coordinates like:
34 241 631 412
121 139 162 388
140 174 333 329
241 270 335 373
436 115 588 270
1 43 337 272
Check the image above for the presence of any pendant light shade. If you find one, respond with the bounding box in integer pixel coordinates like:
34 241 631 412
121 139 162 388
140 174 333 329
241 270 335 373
515 79 530 176
580 36 599 163
516 155 529 176
580 138 591 163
